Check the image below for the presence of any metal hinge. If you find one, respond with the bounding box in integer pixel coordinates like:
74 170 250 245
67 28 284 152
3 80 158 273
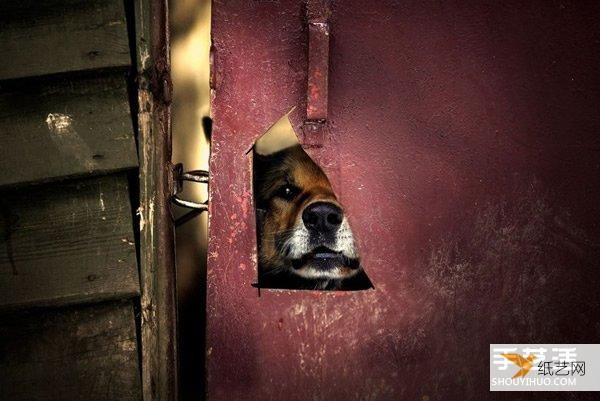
171 163 209 226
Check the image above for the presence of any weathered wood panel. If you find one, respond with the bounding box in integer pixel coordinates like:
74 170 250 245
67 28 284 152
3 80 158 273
0 301 141 401
136 0 179 400
0 72 138 187
0 0 131 80
0 174 139 310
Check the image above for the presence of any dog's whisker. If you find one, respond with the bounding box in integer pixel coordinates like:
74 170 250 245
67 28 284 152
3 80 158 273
262 266 286 276
260 227 301 235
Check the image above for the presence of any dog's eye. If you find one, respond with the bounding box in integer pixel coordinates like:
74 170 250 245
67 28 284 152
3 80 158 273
275 184 300 201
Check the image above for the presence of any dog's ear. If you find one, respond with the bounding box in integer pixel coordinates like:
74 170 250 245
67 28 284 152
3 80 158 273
253 151 285 208
255 207 266 233
253 150 287 174
253 151 269 209
253 151 274 174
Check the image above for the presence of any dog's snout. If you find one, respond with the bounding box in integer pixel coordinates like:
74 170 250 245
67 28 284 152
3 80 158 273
302 202 343 233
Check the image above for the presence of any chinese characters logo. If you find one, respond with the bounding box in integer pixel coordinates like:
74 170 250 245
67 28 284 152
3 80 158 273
490 344 597 391
495 347 585 378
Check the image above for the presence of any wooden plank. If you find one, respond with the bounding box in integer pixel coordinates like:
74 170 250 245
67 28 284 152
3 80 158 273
0 174 139 310
0 301 141 401
0 0 131 80
0 71 138 187
136 0 179 400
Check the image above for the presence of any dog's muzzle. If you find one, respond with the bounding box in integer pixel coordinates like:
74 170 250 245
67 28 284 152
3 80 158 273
280 201 360 279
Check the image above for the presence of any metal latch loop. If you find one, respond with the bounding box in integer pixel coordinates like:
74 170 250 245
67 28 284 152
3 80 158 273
171 163 209 226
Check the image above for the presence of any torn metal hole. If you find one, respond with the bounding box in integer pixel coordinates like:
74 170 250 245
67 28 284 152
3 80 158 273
252 111 373 291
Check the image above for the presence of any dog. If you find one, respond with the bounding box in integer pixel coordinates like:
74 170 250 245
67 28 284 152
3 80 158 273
253 144 372 290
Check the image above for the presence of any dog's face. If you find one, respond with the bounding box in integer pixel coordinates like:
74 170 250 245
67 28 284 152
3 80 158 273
254 144 366 290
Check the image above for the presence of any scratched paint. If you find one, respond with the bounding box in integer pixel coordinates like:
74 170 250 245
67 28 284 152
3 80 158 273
46 113 97 170
206 1 600 400
46 113 74 135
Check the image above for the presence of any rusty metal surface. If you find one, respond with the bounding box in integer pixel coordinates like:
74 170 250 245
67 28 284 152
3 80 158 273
306 0 329 122
306 0 330 121
207 1 600 400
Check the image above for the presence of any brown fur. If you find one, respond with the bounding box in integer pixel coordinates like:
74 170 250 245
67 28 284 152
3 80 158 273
253 145 371 290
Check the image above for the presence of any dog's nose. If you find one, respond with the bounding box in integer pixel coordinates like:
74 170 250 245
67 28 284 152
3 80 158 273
302 202 343 233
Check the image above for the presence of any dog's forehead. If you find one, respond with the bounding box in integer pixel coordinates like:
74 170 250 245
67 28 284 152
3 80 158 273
286 147 329 185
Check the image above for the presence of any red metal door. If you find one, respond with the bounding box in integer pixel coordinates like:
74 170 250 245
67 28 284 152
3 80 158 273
207 1 600 400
